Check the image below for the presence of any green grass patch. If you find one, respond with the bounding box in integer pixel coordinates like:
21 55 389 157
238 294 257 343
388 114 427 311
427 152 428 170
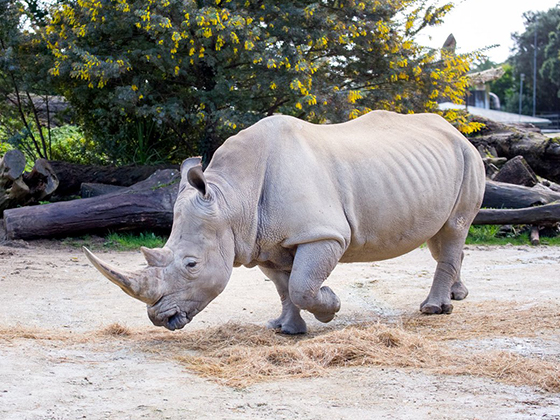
103 232 167 250
466 225 560 246
541 236 560 246
60 231 167 250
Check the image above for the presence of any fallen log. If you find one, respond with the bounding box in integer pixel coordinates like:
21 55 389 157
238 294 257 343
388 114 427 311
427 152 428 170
0 151 59 211
468 118 560 183
473 202 560 225
2 169 179 240
22 158 59 202
483 180 560 209
0 150 28 211
492 156 538 187
81 183 127 198
48 161 179 197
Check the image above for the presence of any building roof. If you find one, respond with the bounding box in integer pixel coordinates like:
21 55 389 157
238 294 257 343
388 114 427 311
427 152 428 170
438 102 551 126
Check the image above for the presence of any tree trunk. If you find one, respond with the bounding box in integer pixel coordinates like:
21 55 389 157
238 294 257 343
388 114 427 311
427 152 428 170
48 161 179 197
3 169 180 240
483 180 560 209
468 118 560 183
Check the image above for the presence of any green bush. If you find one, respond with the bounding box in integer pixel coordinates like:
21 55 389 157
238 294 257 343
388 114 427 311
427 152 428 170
49 125 108 165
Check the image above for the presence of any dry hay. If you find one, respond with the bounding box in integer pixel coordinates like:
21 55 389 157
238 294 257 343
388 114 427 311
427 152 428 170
403 300 560 341
157 322 560 391
123 300 560 390
1 300 559 391
0 326 73 341
100 322 133 337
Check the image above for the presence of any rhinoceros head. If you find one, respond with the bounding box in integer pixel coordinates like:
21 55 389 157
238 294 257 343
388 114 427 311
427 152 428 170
84 158 236 330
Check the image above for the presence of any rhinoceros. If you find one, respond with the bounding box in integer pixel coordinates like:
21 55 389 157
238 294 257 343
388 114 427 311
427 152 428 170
84 110 485 334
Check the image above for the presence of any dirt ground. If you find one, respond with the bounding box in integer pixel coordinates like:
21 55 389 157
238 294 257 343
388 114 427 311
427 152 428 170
1 241 559 420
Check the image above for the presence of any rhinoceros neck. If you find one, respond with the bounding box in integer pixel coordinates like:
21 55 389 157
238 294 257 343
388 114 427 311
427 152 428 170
205 135 267 266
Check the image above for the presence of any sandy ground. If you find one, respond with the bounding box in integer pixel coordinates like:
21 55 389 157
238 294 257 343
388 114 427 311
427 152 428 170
1 241 559 420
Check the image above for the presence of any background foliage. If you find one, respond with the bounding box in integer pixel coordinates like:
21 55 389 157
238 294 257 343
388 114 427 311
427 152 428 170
485 5 560 115
0 0 59 162
4 1 559 167
40 0 481 165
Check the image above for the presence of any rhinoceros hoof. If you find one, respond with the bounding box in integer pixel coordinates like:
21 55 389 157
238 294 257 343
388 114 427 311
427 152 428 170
267 317 307 335
451 281 469 300
420 302 453 315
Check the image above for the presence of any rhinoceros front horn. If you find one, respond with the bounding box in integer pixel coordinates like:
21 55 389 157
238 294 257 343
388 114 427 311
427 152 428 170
83 247 161 305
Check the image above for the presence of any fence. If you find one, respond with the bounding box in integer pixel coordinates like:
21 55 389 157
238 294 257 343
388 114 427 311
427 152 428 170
536 113 560 131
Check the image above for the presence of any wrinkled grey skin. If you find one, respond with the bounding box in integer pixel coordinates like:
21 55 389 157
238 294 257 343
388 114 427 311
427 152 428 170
85 111 485 334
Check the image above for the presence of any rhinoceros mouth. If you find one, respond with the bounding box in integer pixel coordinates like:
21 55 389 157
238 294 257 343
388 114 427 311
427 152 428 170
148 305 190 330
148 299 203 331
164 311 190 331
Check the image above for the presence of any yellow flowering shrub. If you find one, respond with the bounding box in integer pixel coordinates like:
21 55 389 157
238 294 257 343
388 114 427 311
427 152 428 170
45 0 481 163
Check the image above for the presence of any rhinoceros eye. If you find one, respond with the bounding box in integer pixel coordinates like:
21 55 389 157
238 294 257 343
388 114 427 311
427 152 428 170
183 258 199 274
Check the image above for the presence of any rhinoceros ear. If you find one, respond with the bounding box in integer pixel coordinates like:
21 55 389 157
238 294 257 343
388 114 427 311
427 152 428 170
180 157 202 173
187 165 209 198
179 157 202 194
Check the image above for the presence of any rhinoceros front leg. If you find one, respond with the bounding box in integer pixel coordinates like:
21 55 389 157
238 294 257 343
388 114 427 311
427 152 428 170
260 267 307 335
288 240 343 323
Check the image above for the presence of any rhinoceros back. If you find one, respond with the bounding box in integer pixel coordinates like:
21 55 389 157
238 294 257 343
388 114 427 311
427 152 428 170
209 111 484 263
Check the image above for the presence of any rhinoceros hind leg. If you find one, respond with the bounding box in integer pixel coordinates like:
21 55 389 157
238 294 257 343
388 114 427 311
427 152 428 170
422 227 469 315
260 267 307 334
288 240 343 324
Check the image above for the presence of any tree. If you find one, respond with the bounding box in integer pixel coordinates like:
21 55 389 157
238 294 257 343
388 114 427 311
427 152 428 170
0 0 59 161
46 0 482 165
541 17 560 105
508 5 560 114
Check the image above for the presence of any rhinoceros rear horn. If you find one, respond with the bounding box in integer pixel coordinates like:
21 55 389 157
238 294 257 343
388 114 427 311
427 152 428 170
83 247 161 305
141 246 173 267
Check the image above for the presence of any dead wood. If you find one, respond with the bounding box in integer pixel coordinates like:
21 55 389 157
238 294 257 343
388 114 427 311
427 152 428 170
22 158 59 202
492 156 538 187
530 226 540 246
2 169 180 240
0 152 59 211
468 117 560 183
0 150 28 211
48 161 179 197
80 183 127 198
483 180 560 209
473 202 560 225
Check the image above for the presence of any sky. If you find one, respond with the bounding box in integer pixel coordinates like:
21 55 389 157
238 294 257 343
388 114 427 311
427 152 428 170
418 0 560 63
